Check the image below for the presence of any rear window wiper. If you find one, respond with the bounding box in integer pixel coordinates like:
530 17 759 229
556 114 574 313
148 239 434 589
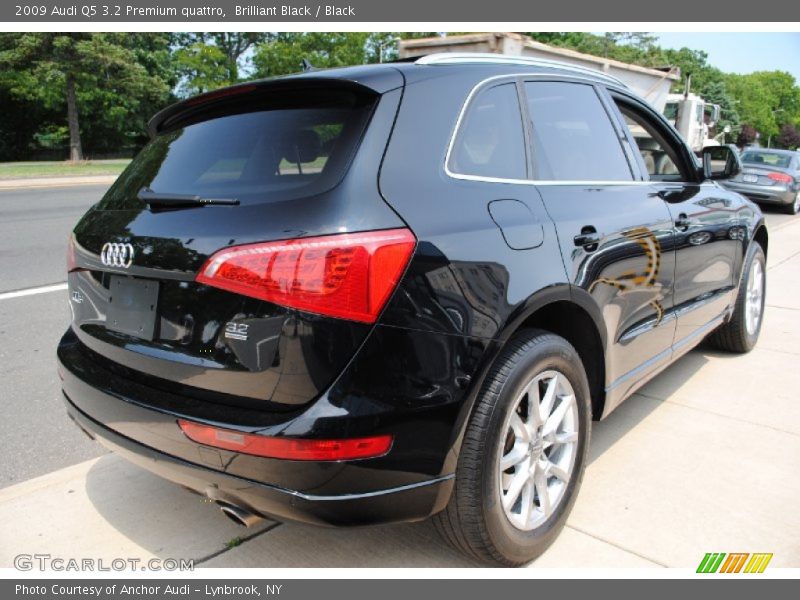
138 188 240 208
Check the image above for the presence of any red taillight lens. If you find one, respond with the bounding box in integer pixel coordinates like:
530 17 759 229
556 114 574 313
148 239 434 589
767 172 793 184
196 229 416 323
177 419 392 461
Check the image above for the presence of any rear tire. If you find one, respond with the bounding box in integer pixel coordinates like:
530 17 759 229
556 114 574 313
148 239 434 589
433 330 591 566
708 242 766 353
784 192 800 215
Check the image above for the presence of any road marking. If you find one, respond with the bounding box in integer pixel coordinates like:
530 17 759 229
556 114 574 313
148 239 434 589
0 282 67 301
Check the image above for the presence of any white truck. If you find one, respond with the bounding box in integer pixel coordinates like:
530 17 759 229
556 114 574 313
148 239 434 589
398 33 722 152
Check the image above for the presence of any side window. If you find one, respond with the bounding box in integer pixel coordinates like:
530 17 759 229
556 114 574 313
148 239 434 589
523 81 632 181
615 103 692 182
449 83 527 180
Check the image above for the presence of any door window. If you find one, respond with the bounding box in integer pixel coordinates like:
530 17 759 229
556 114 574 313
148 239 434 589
523 81 633 182
615 102 694 182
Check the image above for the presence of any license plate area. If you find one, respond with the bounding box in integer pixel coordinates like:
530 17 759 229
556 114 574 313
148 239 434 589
107 276 159 340
742 174 759 183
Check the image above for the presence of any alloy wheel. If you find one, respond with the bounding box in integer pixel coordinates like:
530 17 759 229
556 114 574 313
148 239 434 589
497 369 579 531
745 258 765 336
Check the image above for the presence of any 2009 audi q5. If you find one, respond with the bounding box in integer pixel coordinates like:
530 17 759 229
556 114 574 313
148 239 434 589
59 54 768 566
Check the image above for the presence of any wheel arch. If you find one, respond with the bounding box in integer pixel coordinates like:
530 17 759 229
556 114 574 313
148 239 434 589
452 285 608 463
500 286 608 421
752 222 768 257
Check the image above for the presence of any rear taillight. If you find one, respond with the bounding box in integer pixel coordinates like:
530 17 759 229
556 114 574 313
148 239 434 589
767 172 793 184
177 419 393 461
196 229 416 323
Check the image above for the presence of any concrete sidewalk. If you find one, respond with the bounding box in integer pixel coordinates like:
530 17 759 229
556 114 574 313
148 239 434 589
2 219 799 569
0 175 118 190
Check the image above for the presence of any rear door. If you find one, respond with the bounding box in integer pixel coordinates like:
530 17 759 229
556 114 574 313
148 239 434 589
608 91 743 352
521 79 676 412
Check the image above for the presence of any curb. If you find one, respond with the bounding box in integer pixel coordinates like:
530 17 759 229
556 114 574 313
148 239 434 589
0 175 118 190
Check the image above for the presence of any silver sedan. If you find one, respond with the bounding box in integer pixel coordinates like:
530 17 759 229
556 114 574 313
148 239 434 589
722 148 800 214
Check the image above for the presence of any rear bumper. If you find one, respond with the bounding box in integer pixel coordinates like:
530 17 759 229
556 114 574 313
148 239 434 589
64 393 453 526
724 182 795 205
56 322 493 525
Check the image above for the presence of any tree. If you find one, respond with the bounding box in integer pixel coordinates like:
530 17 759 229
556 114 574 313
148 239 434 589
776 123 800 149
174 42 232 96
701 80 741 141
252 33 372 78
0 33 170 160
172 33 270 95
737 124 759 147
725 71 800 141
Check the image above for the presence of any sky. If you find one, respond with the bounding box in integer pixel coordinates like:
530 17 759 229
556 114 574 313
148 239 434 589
654 33 800 81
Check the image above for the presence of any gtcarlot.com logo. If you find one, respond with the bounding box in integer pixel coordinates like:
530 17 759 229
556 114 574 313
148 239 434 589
697 552 773 573
14 553 194 571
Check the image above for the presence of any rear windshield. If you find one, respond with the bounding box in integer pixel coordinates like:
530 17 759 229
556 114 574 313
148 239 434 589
96 88 376 210
740 151 793 169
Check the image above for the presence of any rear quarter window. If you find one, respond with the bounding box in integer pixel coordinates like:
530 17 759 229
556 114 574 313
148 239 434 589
448 83 527 181
97 88 375 210
524 81 633 182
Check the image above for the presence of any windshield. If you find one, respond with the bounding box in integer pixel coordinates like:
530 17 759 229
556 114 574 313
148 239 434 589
96 88 376 210
740 151 793 169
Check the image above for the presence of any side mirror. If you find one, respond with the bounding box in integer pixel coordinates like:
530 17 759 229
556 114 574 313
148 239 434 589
702 145 741 180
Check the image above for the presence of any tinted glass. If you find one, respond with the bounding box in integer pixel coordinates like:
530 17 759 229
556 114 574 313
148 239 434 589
620 111 684 181
524 82 632 181
97 88 375 209
740 151 793 169
449 83 527 180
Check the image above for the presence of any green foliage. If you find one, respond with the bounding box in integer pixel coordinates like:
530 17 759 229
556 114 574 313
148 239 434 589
0 33 172 158
700 80 740 140
174 42 233 95
725 71 800 141
252 33 372 77
251 32 441 78
171 33 272 95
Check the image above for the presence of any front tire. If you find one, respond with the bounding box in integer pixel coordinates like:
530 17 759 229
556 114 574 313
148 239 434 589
434 330 591 566
708 242 766 353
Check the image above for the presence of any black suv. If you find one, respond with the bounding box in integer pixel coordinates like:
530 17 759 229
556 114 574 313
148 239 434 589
59 54 768 566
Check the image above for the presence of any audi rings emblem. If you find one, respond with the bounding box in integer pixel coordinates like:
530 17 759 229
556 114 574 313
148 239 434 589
100 242 135 268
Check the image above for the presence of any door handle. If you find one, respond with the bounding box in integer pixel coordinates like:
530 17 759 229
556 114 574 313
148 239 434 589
675 213 691 231
574 227 600 250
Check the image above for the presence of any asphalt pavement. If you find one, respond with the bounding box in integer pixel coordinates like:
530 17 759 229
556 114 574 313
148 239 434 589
0 184 109 486
0 184 108 292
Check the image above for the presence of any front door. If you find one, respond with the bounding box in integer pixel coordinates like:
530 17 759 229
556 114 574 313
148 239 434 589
521 80 677 412
610 93 743 353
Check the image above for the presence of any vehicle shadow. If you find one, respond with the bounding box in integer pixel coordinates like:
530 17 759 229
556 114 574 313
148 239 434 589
587 346 710 464
84 454 478 567
85 345 725 567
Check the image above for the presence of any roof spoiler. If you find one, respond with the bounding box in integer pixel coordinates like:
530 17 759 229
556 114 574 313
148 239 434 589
147 70 404 137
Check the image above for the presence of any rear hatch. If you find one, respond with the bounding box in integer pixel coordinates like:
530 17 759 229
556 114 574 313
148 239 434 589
67 76 410 411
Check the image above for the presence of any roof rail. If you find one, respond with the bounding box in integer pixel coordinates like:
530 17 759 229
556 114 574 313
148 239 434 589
414 53 628 88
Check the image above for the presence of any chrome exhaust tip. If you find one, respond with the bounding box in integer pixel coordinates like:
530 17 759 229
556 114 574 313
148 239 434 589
217 502 264 528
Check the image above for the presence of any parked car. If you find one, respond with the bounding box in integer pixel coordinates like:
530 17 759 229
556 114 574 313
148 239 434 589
59 54 768 566
721 147 800 214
